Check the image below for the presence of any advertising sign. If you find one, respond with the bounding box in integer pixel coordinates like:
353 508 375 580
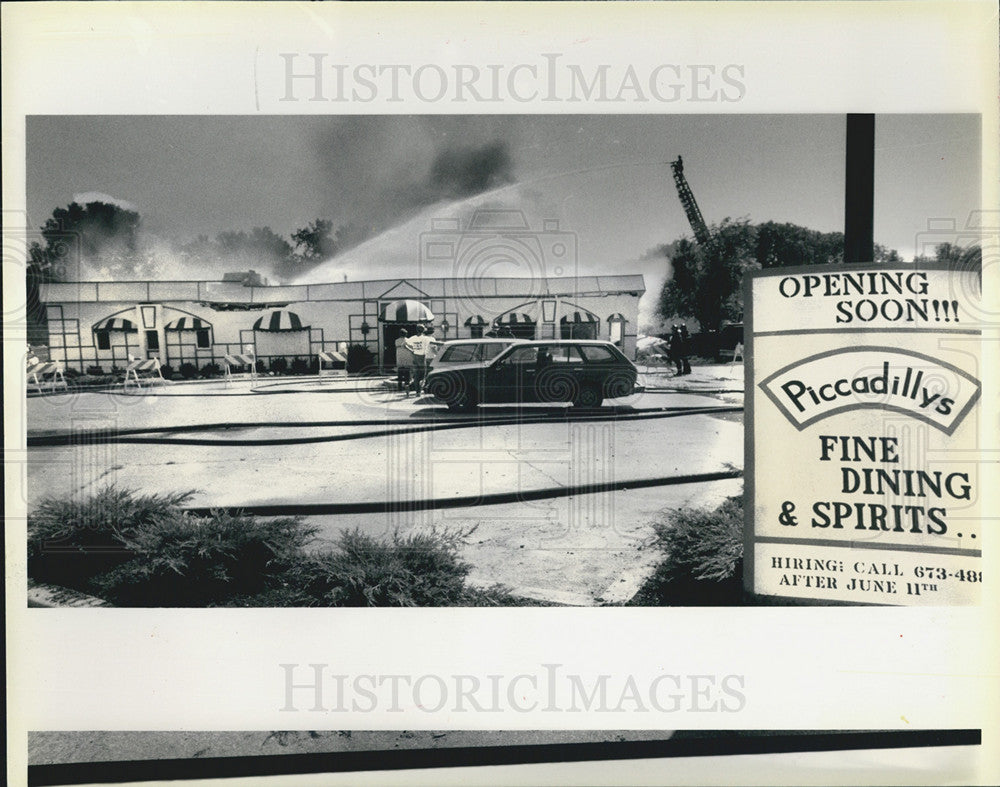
745 263 983 605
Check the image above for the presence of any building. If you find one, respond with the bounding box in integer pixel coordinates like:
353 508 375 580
38 275 645 373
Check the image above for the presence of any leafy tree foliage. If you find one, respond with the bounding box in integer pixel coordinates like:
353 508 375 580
657 218 760 333
916 241 982 269
657 219 906 332
29 201 144 281
291 218 337 261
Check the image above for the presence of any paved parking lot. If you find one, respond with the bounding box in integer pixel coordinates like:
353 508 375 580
25 365 745 605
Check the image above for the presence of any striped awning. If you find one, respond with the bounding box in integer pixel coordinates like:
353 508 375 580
93 317 137 332
464 315 489 327
560 311 599 324
165 317 210 331
253 310 309 332
380 300 434 323
494 312 535 325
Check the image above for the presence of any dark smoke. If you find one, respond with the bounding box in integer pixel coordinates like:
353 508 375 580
426 141 514 200
309 118 518 255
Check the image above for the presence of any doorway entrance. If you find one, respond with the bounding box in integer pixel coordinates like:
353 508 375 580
382 323 423 366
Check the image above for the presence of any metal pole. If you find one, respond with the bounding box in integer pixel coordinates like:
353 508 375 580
844 114 875 263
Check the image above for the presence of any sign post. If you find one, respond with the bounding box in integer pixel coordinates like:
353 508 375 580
745 262 982 605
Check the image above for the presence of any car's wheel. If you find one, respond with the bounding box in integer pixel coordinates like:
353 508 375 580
427 374 462 404
535 369 579 404
604 373 634 400
573 386 603 408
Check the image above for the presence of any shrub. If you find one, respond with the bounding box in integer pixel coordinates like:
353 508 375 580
179 362 199 379
294 528 473 607
27 488 539 607
255 359 266 374
290 356 310 375
631 494 744 606
269 357 288 375
27 487 197 594
159 364 175 380
200 362 221 378
346 344 376 373
86 365 104 376
91 510 317 607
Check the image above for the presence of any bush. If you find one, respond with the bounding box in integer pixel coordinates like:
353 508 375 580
159 364 175 380
200 362 221 378
91 510 316 607
346 344 376 373
269 357 288 375
291 528 473 607
631 494 744 606
27 487 527 607
290 356 311 375
179 362 199 379
28 487 197 594
86 365 104 376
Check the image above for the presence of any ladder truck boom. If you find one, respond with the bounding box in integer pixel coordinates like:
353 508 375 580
670 156 711 245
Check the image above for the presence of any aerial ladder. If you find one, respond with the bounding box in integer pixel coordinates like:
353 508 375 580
670 156 711 245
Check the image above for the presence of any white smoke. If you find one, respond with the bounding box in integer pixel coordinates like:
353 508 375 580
294 185 560 285
72 192 138 212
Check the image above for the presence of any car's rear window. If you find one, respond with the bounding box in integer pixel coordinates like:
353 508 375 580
439 344 477 363
578 345 615 362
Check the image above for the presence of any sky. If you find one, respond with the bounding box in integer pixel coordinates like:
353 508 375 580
26 114 980 321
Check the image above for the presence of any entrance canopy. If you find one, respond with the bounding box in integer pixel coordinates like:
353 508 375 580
253 310 309 332
380 299 434 323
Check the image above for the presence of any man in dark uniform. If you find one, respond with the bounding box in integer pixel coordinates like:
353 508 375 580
678 324 692 375
668 325 683 376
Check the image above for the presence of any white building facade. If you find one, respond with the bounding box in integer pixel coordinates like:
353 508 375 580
39 275 645 373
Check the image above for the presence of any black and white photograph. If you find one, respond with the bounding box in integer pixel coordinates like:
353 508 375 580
21 112 982 610
5 2 998 786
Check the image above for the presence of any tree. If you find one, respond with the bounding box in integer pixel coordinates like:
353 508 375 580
932 242 981 269
754 221 842 268
657 219 902 332
658 218 759 333
215 227 293 267
291 219 337 262
180 227 295 281
874 244 902 263
34 201 144 279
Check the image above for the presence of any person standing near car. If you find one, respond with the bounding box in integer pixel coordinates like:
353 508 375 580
394 329 413 395
406 324 433 394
